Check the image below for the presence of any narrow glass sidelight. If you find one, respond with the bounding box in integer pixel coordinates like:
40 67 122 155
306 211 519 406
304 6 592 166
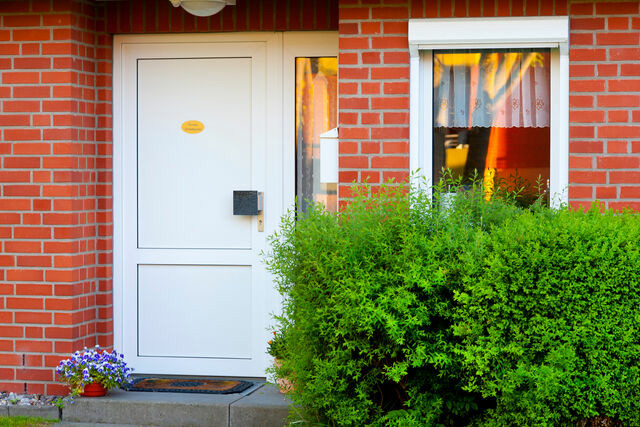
432 49 551 203
295 57 338 213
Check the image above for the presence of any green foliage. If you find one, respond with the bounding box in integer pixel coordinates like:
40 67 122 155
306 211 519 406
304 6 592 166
267 330 288 359
454 205 640 426
266 179 640 426
266 180 517 426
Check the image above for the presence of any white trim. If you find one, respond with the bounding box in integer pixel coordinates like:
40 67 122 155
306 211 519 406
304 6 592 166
408 54 420 182
416 43 559 50
409 16 569 47
113 36 124 353
408 16 570 206
556 46 570 206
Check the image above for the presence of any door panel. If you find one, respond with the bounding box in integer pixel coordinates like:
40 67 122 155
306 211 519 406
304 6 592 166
117 35 280 377
115 32 337 378
137 57 253 249
138 264 252 358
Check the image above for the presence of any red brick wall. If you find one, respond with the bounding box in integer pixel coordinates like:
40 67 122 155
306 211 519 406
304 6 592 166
337 0 640 211
568 1 640 210
0 0 112 395
4 0 638 395
1 0 337 394
103 0 339 33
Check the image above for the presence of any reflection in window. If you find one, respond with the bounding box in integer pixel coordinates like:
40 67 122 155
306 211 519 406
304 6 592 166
433 49 550 202
296 57 338 213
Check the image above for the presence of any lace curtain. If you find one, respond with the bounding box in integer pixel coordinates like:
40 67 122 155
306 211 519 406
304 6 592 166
433 50 550 128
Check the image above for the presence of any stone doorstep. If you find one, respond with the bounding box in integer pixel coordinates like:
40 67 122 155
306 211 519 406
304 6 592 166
59 424 142 427
59 383 292 427
3 404 59 420
59 424 147 427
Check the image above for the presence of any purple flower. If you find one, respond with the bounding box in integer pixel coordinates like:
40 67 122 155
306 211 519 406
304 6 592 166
55 347 132 390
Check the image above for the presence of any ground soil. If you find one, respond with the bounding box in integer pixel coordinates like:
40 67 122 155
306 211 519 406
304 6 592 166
577 416 624 427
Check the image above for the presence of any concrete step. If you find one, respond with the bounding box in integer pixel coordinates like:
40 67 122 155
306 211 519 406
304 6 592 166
4 404 59 420
59 424 145 427
60 383 291 427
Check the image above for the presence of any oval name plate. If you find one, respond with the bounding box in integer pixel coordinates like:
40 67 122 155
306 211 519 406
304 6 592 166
181 120 204 134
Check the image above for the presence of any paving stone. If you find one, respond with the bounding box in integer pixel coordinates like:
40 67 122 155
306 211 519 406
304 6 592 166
8 404 59 420
59 423 146 426
62 390 241 427
230 384 291 427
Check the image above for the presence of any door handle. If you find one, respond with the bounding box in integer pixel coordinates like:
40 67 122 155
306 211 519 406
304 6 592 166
233 191 264 232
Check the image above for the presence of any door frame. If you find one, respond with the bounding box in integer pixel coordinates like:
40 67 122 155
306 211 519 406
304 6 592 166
112 31 337 376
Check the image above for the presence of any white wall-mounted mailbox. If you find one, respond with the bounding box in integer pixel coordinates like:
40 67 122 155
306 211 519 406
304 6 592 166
319 127 338 184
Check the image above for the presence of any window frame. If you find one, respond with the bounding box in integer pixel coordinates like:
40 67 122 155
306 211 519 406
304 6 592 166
408 16 569 206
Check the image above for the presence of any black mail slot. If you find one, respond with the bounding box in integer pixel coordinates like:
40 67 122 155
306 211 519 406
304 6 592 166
233 191 263 215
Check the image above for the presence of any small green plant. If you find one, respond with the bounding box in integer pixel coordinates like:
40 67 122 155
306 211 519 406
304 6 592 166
53 396 66 410
266 330 287 359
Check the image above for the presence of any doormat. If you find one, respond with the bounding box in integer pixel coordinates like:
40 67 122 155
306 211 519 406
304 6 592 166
126 377 253 394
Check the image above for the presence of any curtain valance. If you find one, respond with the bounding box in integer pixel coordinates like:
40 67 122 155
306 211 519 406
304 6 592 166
433 50 550 128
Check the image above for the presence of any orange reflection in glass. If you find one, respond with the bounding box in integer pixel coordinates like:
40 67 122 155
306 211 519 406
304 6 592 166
295 57 338 213
433 49 551 203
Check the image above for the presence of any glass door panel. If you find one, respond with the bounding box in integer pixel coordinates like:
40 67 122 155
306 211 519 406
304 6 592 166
295 57 338 213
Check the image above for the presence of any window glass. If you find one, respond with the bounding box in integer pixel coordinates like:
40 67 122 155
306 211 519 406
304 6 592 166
296 57 338 213
433 49 550 202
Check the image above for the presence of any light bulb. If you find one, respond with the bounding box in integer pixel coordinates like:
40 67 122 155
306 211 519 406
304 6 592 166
180 1 227 16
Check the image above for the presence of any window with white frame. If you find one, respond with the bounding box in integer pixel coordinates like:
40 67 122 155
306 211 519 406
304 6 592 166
408 17 569 206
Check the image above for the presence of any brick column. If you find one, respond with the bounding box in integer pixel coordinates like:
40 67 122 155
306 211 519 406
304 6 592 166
0 0 112 395
338 0 411 206
567 0 640 210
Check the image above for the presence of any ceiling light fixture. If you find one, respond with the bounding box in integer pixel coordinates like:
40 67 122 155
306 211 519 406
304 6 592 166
169 0 236 17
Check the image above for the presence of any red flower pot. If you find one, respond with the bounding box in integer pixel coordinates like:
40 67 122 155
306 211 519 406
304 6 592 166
274 359 294 394
81 382 108 397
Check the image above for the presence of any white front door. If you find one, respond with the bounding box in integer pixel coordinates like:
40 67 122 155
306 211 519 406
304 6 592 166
114 34 283 377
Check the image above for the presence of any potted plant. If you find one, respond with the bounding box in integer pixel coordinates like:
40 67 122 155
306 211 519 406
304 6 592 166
56 346 133 398
267 331 293 393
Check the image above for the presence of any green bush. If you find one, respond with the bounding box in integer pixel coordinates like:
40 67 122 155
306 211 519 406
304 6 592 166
266 181 640 426
266 181 520 426
454 205 640 426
